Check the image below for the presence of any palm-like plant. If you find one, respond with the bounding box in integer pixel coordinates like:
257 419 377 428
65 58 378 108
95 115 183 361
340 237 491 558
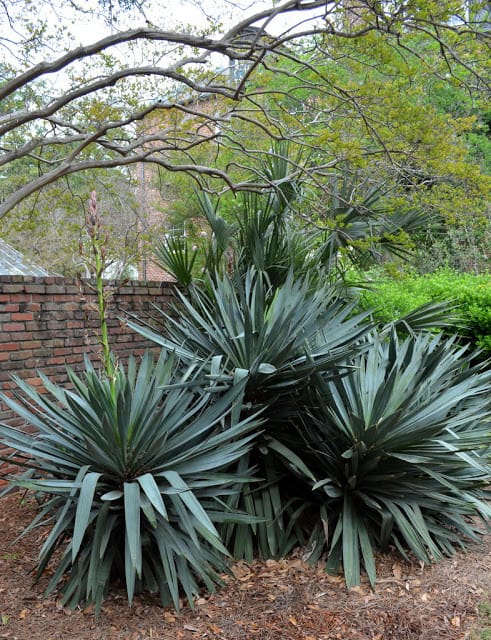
153 233 199 289
0 353 260 612
298 332 491 587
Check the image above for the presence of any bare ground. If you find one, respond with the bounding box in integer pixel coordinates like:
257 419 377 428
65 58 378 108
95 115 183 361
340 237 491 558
0 492 489 640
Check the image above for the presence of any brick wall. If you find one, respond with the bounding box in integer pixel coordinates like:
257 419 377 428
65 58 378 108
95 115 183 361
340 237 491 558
0 275 177 477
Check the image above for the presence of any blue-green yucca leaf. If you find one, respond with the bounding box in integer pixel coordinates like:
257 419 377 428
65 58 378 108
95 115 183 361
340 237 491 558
153 233 199 289
342 495 361 588
137 473 168 520
72 471 102 561
124 481 142 587
160 470 219 540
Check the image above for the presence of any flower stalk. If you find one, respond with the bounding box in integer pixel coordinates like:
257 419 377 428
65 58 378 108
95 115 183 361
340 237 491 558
82 191 116 391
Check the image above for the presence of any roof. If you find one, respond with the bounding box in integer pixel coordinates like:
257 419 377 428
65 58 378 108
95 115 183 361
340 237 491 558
0 238 51 276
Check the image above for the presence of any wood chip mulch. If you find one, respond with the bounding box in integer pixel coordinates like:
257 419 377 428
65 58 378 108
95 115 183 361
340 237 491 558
0 492 489 640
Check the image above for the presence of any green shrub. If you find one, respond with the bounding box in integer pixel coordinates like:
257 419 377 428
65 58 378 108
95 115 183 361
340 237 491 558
359 269 491 350
0 353 260 613
297 332 491 587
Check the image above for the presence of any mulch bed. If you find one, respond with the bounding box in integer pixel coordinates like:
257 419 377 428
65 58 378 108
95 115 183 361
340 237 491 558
0 492 489 640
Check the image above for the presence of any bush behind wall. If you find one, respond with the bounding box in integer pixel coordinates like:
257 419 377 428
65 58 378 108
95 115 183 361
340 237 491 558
358 269 491 351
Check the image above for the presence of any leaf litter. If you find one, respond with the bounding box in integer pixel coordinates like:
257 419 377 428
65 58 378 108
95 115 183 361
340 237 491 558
0 493 489 640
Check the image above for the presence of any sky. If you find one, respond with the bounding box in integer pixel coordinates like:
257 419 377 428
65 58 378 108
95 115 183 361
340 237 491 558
68 0 325 46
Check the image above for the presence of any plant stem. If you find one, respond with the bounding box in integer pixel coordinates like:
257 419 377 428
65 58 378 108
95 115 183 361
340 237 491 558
85 191 116 395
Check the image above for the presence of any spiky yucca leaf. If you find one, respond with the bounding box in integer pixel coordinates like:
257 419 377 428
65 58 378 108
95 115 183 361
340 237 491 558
0 352 260 612
299 333 491 587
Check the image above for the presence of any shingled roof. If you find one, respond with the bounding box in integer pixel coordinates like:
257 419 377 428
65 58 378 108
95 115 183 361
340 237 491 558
0 238 51 276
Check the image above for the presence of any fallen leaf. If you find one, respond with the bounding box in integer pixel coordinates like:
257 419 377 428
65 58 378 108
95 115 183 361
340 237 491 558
451 616 461 628
19 609 29 619
348 586 365 595
392 562 403 580
163 611 176 623
289 616 298 626
183 624 201 632
265 559 283 569
230 562 253 580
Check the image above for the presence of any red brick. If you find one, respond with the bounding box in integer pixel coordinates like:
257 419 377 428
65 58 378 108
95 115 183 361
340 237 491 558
24 284 46 294
66 320 85 329
0 284 25 293
46 356 68 366
2 322 25 332
0 342 19 351
7 293 31 302
12 312 34 321
27 302 41 312
20 340 43 350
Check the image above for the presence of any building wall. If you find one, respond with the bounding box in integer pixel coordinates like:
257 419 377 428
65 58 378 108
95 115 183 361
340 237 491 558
0 275 176 478
134 94 220 281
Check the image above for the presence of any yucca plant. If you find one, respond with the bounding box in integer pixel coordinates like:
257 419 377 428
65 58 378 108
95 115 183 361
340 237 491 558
298 332 491 588
0 352 260 613
129 267 371 414
128 267 372 560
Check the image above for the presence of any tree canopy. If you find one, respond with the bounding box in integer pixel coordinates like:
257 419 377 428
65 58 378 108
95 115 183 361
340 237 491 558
0 0 490 272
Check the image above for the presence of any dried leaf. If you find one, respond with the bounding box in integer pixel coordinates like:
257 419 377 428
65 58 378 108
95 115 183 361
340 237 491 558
392 562 403 580
163 611 176 623
451 616 461 628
